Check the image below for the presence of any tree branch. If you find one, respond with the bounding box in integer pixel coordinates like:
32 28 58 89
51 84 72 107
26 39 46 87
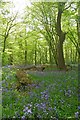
63 2 74 11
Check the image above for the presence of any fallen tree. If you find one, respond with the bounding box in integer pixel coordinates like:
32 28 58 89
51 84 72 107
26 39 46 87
3 64 46 71
15 65 46 71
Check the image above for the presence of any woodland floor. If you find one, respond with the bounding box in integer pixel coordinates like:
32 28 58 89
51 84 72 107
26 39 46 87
1 65 79 119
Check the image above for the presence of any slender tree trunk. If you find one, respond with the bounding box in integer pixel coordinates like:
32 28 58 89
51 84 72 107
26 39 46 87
35 49 37 65
34 42 37 65
45 47 48 63
9 54 13 65
49 45 52 64
39 52 41 64
3 38 6 53
75 49 78 63
65 47 68 63
25 39 27 65
71 48 73 63
44 34 58 65
3 35 8 53
25 50 27 64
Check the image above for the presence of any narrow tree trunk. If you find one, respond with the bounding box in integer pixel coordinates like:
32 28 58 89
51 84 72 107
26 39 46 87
25 50 27 64
3 36 8 53
9 54 13 65
25 39 27 65
39 52 41 64
34 42 37 65
49 46 52 64
71 48 73 63
75 49 78 63
45 47 48 63
35 49 37 65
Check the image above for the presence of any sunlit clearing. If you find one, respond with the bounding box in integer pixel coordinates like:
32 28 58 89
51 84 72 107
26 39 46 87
5 0 31 14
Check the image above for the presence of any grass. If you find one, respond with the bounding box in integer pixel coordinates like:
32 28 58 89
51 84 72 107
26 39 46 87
2 66 79 119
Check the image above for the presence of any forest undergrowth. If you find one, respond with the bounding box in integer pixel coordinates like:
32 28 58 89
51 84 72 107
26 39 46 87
2 66 79 119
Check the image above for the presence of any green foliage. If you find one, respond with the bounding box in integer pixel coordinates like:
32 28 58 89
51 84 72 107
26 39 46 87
2 67 78 119
1 1 79 119
0 1 78 65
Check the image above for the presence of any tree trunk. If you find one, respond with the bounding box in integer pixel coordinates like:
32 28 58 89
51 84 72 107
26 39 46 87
45 47 48 63
49 45 52 64
57 32 66 70
70 48 73 63
56 3 66 70
39 51 41 64
3 35 8 53
44 34 58 65
9 54 13 65
25 39 27 65
34 42 37 65
25 50 27 64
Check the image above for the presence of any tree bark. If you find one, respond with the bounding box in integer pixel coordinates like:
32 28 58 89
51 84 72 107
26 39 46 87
25 39 27 65
3 34 8 53
56 3 66 70
2 15 17 53
39 51 41 64
9 54 13 65
45 47 48 63
57 32 66 70
34 42 37 65
49 44 52 64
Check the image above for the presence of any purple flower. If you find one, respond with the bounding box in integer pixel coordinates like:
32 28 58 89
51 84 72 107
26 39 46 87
35 84 40 88
53 106 56 111
37 114 42 118
78 106 80 110
48 107 53 111
41 90 49 100
41 103 46 108
21 115 26 120
75 112 79 118
23 104 32 115
64 89 71 97
35 103 40 107
23 107 28 112
27 109 32 114
27 103 32 107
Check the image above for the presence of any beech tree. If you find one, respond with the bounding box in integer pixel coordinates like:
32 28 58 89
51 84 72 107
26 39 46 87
2 14 17 53
1 1 78 66
25 2 74 70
